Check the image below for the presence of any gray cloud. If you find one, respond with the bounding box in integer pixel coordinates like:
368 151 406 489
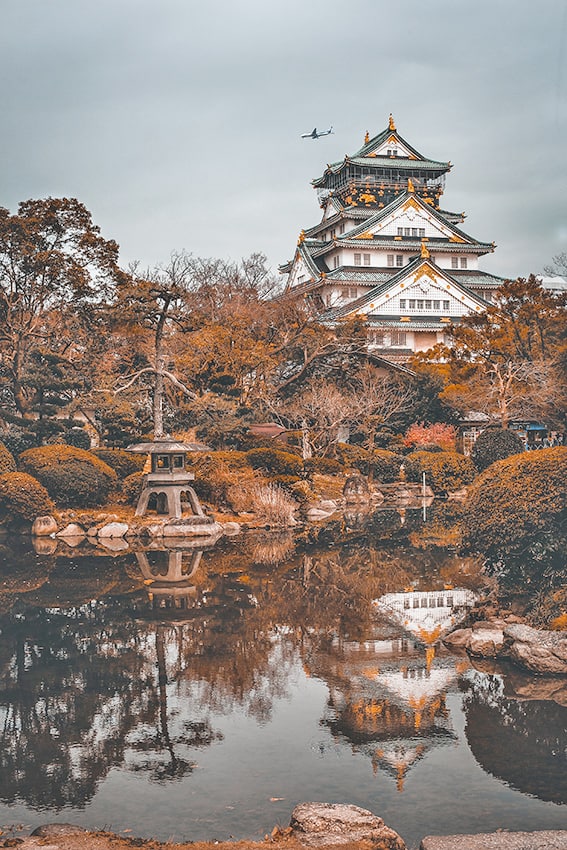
1 0 566 279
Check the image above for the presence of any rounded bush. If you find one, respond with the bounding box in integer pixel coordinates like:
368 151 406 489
91 448 146 479
0 428 38 457
471 428 525 471
0 441 16 473
64 426 92 450
122 471 146 506
405 450 476 494
245 448 303 478
0 471 55 523
19 445 118 508
368 449 403 483
335 443 369 468
462 447 567 578
304 456 343 476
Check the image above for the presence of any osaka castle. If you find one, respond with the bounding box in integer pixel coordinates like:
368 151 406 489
280 115 506 361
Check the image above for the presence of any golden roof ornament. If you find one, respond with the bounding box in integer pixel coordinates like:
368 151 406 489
298 230 305 245
364 130 370 144
407 178 415 193
420 240 430 259
389 113 396 131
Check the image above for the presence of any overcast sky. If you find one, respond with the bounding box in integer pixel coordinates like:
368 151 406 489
1 0 566 281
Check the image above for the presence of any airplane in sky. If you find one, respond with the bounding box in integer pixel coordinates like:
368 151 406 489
301 126 334 139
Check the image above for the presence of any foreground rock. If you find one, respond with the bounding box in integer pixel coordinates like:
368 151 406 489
444 621 567 675
290 802 405 849
421 830 567 850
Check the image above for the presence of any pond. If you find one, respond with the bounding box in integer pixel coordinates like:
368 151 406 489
0 509 566 849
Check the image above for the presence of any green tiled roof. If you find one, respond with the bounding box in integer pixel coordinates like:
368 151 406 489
313 155 449 186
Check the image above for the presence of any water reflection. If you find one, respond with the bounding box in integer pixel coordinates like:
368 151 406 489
311 582 477 792
463 666 567 803
0 529 565 839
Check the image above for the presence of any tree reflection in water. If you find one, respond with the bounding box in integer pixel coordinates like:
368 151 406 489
1 529 564 830
462 667 567 804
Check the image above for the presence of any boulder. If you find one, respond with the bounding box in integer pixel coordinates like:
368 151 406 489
290 802 405 849
343 474 370 503
467 622 505 658
97 521 129 539
31 824 88 837
443 627 472 648
31 515 58 537
222 521 241 535
56 523 85 538
420 831 567 850
504 623 567 675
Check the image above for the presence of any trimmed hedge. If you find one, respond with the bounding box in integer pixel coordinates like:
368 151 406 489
0 441 16 474
91 448 146 479
0 471 55 522
470 427 525 471
122 471 146 506
405 450 476 494
19 445 118 507
368 450 403 483
462 447 567 578
245 448 303 478
304 456 343 476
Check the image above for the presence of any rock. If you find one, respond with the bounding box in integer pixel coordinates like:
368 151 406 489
343 474 370 503
163 517 223 538
56 523 85 538
443 627 472 648
290 802 405 849
319 499 338 512
420 831 567 850
31 823 88 837
222 521 241 535
466 621 505 657
504 623 567 675
97 521 129 539
31 515 58 537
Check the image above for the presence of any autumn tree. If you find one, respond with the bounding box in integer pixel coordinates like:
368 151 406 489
411 276 566 429
0 198 126 432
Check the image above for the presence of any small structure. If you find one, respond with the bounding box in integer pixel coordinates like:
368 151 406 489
126 438 208 519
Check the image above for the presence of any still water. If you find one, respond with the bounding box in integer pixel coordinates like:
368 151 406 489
0 514 566 849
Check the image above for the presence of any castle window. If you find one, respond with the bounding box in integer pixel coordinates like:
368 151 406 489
333 256 339 269
419 228 425 237
443 299 450 310
409 299 416 309
411 228 418 237
354 253 362 266
339 223 345 234
370 331 385 346
391 331 407 346
425 300 432 309
417 299 424 310
433 299 440 310
363 253 371 266
399 299 406 309
396 255 403 267
397 227 403 236
387 254 394 267
451 257 459 269
404 227 410 237
460 257 468 269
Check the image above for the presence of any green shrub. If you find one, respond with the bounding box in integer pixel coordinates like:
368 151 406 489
462 447 567 583
368 449 403 483
245 448 303 478
0 472 55 523
122 471 146 506
0 428 38 458
0 441 16 473
19 445 118 508
64 426 92 450
405 450 476 494
304 456 343 476
335 443 370 468
470 427 525 471
203 450 251 470
91 448 147 479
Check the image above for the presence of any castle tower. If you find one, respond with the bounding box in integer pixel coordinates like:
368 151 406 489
280 116 506 361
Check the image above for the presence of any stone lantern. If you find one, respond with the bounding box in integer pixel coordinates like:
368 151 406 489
126 438 208 519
